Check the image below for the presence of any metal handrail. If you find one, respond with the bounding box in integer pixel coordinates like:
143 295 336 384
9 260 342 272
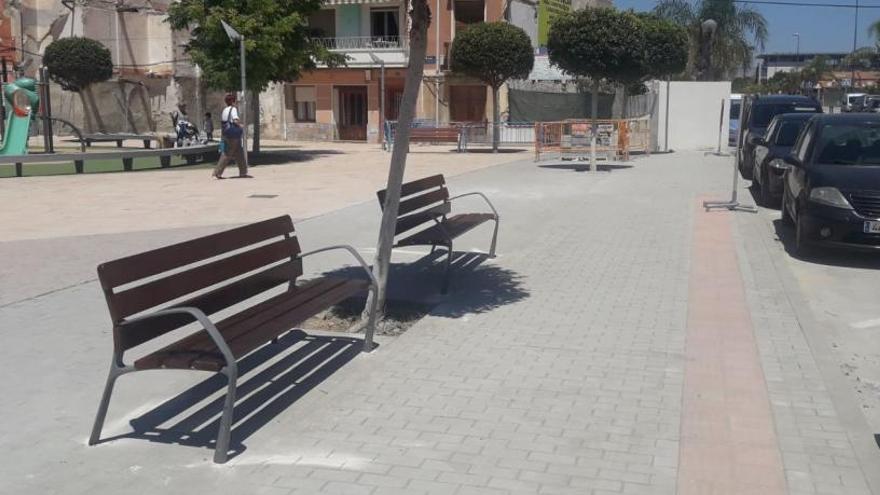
317 36 403 50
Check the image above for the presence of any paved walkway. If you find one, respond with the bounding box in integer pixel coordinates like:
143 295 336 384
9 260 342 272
1 151 878 494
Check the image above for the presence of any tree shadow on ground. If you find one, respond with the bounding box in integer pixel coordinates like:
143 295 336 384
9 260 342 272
249 148 346 165
772 219 880 269
318 249 529 318
461 148 529 154
538 163 633 172
99 330 362 461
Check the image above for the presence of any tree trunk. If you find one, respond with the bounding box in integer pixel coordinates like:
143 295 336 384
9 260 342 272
492 85 499 153
251 90 260 152
77 90 94 134
590 80 598 172
362 0 431 323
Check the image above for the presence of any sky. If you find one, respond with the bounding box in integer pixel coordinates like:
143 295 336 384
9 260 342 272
614 0 880 54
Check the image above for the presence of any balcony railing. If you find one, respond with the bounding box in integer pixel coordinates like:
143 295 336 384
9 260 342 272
317 36 404 51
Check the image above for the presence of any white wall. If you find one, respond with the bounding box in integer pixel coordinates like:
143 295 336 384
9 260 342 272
656 81 731 151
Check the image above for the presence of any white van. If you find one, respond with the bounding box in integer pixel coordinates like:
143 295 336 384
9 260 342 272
844 93 866 112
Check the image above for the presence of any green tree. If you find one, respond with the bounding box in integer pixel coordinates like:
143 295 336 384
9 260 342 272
616 13 688 116
800 55 833 90
450 22 534 152
654 0 767 80
167 0 344 151
43 37 114 133
845 46 879 71
548 8 646 170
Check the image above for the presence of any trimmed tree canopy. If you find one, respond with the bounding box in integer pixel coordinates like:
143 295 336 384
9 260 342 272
167 0 345 92
640 14 688 79
44 37 113 91
547 8 646 84
450 22 535 89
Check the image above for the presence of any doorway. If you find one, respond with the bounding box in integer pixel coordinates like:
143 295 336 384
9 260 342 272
338 86 368 141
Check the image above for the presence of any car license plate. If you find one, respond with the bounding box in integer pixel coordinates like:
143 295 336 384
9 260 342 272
865 221 880 234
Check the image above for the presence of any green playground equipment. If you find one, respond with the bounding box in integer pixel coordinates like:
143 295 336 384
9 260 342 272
0 78 40 156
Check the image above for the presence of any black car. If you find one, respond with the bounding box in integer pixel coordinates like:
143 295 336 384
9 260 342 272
737 94 822 180
750 113 814 207
782 113 880 253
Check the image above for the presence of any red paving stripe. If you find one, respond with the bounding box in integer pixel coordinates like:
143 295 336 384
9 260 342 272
677 202 786 495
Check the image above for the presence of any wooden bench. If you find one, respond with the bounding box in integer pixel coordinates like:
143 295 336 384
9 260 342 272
409 127 463 151
87 216 377 464
377 174 499 293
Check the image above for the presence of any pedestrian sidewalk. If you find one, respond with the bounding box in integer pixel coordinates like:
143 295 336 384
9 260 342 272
1 151 878 494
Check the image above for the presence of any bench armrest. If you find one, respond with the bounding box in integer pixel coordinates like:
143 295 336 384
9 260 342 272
122 307 236 371
297 245 378 292
447 192 499 218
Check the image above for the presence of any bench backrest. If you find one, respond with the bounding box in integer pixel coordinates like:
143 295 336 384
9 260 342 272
97 215 302 352
377 174 450 238
410 128 460 139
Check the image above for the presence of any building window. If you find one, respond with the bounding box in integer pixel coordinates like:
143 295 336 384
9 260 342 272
455 0 485 28
308 9 336 38
293 86 316 122
371 9 399 39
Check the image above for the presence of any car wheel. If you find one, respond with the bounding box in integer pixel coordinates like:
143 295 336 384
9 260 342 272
759 169 778 208
795 213 811 256
782 186 794 227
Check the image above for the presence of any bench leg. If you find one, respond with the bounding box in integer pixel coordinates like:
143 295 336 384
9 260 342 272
214 365 238 464
88 356 133 446
441 243 453 295
489 217 499 258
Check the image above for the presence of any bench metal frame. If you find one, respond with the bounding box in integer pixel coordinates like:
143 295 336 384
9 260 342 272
88 244 377 464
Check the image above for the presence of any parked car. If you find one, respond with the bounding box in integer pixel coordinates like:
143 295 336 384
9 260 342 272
782 113 880 253
737 94 822 180
729 94 743 147
843 92 866 112
750 112 814 207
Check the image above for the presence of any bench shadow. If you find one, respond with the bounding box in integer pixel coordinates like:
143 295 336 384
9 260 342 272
538 163 633 172
319 249 529 316
101 330 362 461
771 219 880 269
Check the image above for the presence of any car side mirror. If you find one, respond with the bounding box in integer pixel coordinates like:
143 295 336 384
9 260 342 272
748 135 765 146
783 154 802 168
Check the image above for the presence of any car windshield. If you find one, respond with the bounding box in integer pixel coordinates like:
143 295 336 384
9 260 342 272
775 120 806 146
815 123 880 165
730 101 741 120
753 103 819 127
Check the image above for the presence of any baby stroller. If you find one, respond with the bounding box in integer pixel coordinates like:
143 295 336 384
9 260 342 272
171 111 202 147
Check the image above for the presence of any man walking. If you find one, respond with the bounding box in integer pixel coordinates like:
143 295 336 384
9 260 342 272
212 93 250 179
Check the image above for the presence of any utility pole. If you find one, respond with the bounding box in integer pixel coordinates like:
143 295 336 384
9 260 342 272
435 0 440 126
221 20 248 168
852 0 859 91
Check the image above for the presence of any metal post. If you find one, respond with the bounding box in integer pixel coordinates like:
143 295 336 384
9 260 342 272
664 77 670 152
716 97 724 154
240 36 249 169
39 66 54 153
380 59 386 149
435 0 440 127
1 57 7 137
852 0 859 92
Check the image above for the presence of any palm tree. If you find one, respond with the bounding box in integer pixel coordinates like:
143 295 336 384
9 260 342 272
654 0 768 80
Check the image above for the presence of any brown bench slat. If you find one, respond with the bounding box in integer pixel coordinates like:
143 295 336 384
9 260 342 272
132 277 344 369
395 204 452 236
111 237 300 320
397 213 495 247
377 174 444 205
397 186 449 216
133 278 367 371
98 216 295 289
115 261 300 352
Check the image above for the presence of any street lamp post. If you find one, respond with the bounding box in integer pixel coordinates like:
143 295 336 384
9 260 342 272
221 19 248 168
699 19 717 82
369 52 386 150
793 32 800 61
